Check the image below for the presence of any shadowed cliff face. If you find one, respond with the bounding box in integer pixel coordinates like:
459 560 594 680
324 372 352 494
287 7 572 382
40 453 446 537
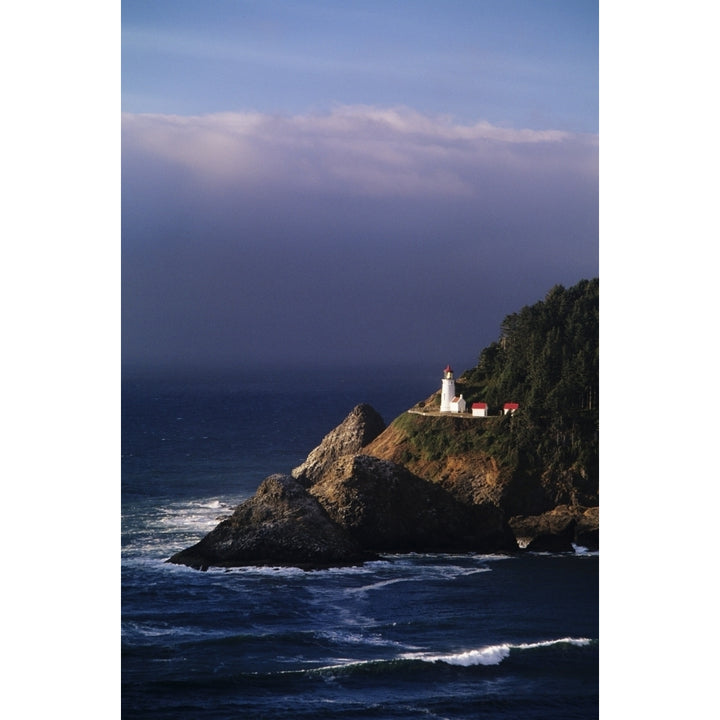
363 411 598 551
167 474 374 570
308 454 516 553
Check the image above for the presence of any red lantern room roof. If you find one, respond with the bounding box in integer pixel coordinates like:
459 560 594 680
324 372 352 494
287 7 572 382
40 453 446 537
444 364 453 374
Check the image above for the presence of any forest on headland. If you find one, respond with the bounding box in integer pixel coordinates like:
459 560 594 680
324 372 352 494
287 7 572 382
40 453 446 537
464 277 598 414
464 277 598 496
169 278 600 569
377 278 599 517
467 278 598 505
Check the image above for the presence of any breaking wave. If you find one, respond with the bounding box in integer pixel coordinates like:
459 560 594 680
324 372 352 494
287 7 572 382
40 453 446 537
402 637 594 667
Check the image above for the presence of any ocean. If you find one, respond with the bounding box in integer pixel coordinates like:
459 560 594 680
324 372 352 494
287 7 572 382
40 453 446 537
121 366 599 719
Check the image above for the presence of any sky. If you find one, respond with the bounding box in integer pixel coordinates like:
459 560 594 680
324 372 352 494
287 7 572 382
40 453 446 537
121 0 598 374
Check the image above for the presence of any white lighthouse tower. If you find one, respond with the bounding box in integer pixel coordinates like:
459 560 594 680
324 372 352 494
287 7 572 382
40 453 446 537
440 364 455 412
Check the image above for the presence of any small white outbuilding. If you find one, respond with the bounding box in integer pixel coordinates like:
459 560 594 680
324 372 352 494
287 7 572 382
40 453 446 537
450 395 466 413
471 402 488 417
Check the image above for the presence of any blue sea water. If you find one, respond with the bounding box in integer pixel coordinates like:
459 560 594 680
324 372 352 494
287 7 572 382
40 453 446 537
122 366 598 719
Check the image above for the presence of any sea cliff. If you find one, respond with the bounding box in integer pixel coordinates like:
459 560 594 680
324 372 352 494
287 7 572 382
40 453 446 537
169 279 599 569
169 401 597 570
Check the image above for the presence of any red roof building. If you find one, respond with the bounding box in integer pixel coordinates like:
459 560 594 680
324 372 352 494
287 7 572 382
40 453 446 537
471 402 488 417
503 403 519 415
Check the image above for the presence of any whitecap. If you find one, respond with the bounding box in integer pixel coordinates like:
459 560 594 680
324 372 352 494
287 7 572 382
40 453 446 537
403 637 594 667
513 637 592 650
403 645 510 666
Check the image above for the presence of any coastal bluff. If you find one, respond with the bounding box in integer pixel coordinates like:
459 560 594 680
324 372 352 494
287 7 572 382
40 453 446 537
169 401 596 571
168 280 598 569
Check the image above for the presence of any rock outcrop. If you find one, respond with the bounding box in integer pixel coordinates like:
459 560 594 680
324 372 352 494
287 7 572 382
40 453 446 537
364 416 508 508
308 454 517 553
292 403 386 486
363 412 598 516
363 411 599 549
508 505 599 552
167 474 375 570
168 402 597 571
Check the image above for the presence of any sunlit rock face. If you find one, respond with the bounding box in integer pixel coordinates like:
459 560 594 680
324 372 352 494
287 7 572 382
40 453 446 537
309 454 517 554
292 403 386 487
509 505 599 552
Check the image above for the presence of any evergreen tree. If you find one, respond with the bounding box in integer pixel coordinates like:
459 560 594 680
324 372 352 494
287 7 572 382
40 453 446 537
461 278 599 499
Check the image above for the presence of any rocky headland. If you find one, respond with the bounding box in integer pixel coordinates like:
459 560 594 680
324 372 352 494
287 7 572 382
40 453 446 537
168 279 599 570
168 402 597 570
292 403 387 486
167 472 376 570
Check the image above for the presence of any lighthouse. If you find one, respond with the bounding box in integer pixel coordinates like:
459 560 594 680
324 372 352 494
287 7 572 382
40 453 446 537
440 364 455 412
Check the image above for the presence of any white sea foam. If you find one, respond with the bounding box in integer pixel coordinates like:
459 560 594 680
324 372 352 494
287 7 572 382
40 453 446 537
158 498 237 531
279 658 367 676
253 635 595 681
403 637 594 667
427 645 512 666
196 499 223 510
320 562 390 577
359 555 498 581
458 567 492 576
572 544 599 557
343 577 412 594
513 637 592 650
215 565 308 577
123 496 246 559
317 627 424 651
121 620 230 641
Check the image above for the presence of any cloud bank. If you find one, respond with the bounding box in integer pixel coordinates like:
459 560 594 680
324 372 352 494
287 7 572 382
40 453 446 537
122 106 598 372
123 105 596 198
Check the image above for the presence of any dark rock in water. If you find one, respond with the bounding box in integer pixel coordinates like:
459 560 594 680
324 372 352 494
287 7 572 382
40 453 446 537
309 454 517 553
525 521 576 552
167 474 375 570
292 403 386 487
574 506 599 550
509 505 599 552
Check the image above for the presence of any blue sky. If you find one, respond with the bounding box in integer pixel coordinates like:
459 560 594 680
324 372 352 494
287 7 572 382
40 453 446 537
121 0 599 373
123 0 597 132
